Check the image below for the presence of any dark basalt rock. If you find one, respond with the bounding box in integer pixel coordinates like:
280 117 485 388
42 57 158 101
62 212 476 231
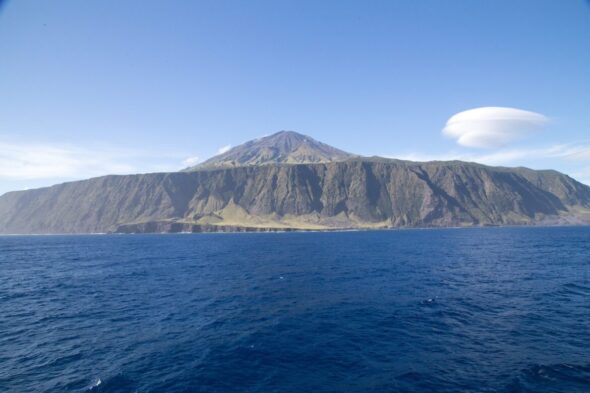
1 157 589 234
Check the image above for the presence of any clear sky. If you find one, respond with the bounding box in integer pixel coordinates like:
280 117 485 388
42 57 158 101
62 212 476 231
1 0 590 195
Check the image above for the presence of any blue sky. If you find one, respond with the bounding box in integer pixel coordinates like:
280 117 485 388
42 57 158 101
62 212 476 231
1 0 590 195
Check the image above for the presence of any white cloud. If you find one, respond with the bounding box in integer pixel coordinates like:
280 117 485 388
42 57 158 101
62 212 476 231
217 144 232 154
0 142 134 179
0 141 187 180
465 144 587 166
393 144 590 166
563 147 590 161
182 156 200 167
443 107 549 149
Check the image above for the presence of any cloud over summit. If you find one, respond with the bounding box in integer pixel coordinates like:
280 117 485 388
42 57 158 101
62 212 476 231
218 145 232 154
443 107 548 149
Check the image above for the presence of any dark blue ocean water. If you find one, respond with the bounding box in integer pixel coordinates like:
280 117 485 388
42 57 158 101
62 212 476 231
1 227 589 393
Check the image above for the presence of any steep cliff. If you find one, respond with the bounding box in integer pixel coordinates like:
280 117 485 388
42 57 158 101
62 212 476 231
1 158 589 234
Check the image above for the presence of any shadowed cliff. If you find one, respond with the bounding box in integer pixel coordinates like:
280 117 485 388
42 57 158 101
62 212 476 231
1 158 589 234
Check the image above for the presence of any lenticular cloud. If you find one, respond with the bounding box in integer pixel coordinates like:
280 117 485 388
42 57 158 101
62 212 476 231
442 107 548 149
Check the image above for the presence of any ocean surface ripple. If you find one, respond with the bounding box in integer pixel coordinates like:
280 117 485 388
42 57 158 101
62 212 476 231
1 227 589 392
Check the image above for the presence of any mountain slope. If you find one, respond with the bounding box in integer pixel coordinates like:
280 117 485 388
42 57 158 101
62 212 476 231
1 158 589 234
186 131 355 170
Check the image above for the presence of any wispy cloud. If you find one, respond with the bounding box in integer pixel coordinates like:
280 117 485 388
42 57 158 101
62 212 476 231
0 141 186 180
392 144 590 166
562 147 590 161
443 107 548 149
466 144 590 166
217 144 232 154
182 156 200 167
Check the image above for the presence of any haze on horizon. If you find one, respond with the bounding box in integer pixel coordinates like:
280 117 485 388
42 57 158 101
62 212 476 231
1 0 589 195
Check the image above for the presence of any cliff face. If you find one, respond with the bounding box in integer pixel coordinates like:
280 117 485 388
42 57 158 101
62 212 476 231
1 159 589 234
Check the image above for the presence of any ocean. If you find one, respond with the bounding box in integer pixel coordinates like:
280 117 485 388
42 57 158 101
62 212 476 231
1 227 589 392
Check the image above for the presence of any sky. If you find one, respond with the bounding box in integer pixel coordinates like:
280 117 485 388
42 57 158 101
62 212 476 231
1 0 590 195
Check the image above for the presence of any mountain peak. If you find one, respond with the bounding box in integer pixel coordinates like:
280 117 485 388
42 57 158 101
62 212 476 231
186 131 355 170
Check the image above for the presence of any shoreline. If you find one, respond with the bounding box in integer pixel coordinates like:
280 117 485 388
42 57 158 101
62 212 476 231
2 222 590 236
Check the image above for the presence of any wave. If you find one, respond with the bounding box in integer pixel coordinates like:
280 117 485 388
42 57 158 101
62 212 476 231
506 363 590 393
